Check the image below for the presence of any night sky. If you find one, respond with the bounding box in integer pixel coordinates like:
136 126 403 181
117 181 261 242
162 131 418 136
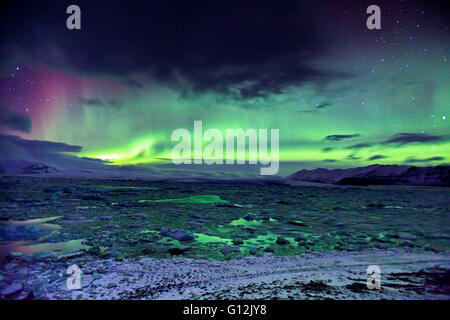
0 0 448 175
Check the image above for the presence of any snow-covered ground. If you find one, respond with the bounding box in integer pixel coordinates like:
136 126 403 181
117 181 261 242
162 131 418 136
12 249 449 300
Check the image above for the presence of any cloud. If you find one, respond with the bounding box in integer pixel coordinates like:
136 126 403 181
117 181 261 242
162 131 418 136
0 106 31 132
0 134 141 176
81 98 104 107
324 134 360 141
347 143 372 149
368 155 386 161
405 156 445 163
0 1 351 99
0 134 81 158
345 133 447 152
80 98 123 109
384 133 446 144
322 147 333 152
346 154 360 160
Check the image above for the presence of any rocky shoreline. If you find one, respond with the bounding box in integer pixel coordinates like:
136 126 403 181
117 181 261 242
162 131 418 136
1 249 449 300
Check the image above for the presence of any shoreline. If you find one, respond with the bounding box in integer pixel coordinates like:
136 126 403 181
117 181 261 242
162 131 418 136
3 249 449 300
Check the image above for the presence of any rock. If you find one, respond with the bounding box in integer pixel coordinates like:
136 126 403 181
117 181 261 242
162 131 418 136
98 216 111 221
139 257 154 265
160 227 170 236
87 246 102 255
125 223 146 228
168 247 188 255
276 237 289 245
242 214 256 221
295 236 307 243
216 204 244 208
399 233 417 241
249 248 257 255
367 203 385 208
34 251 57 260
1 283 23 298
402 240 415 247
4 262 17 271
15 290 34 300
168 230 196 242
58 251 84 260
415 230 425 237
232 240 244 245
17 268 28 277
62 187 74 194
106 283 117 289
220 246 241 254
345 282 368 293
81 194 104 201
141 247 155 255
263 246 275 253
10 251 23 258
288 220 306 227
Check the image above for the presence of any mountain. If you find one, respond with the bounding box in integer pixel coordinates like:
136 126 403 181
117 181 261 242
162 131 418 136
22 163 60 174
285 164 450 187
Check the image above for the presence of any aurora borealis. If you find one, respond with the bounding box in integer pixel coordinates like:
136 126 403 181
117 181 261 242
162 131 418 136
0 0 448 176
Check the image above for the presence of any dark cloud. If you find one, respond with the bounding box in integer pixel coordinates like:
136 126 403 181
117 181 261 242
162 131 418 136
324 134 360 141
0 134 81 157
322 159 337 163
0 106 31 133
368 155 386 161
347 143 372 149
81 98 104 107
344 132 447 151
406 156 445 163
322 147 333 152
384 133 446 144
346 154 360 160
81 98 123 109
0 1 350 99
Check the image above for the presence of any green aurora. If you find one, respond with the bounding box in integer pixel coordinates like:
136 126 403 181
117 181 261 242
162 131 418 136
1 2 448 176
68 51 449 172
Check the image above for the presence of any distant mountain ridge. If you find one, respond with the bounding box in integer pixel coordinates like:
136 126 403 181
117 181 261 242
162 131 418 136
285 164 450 187
1 158 449 187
